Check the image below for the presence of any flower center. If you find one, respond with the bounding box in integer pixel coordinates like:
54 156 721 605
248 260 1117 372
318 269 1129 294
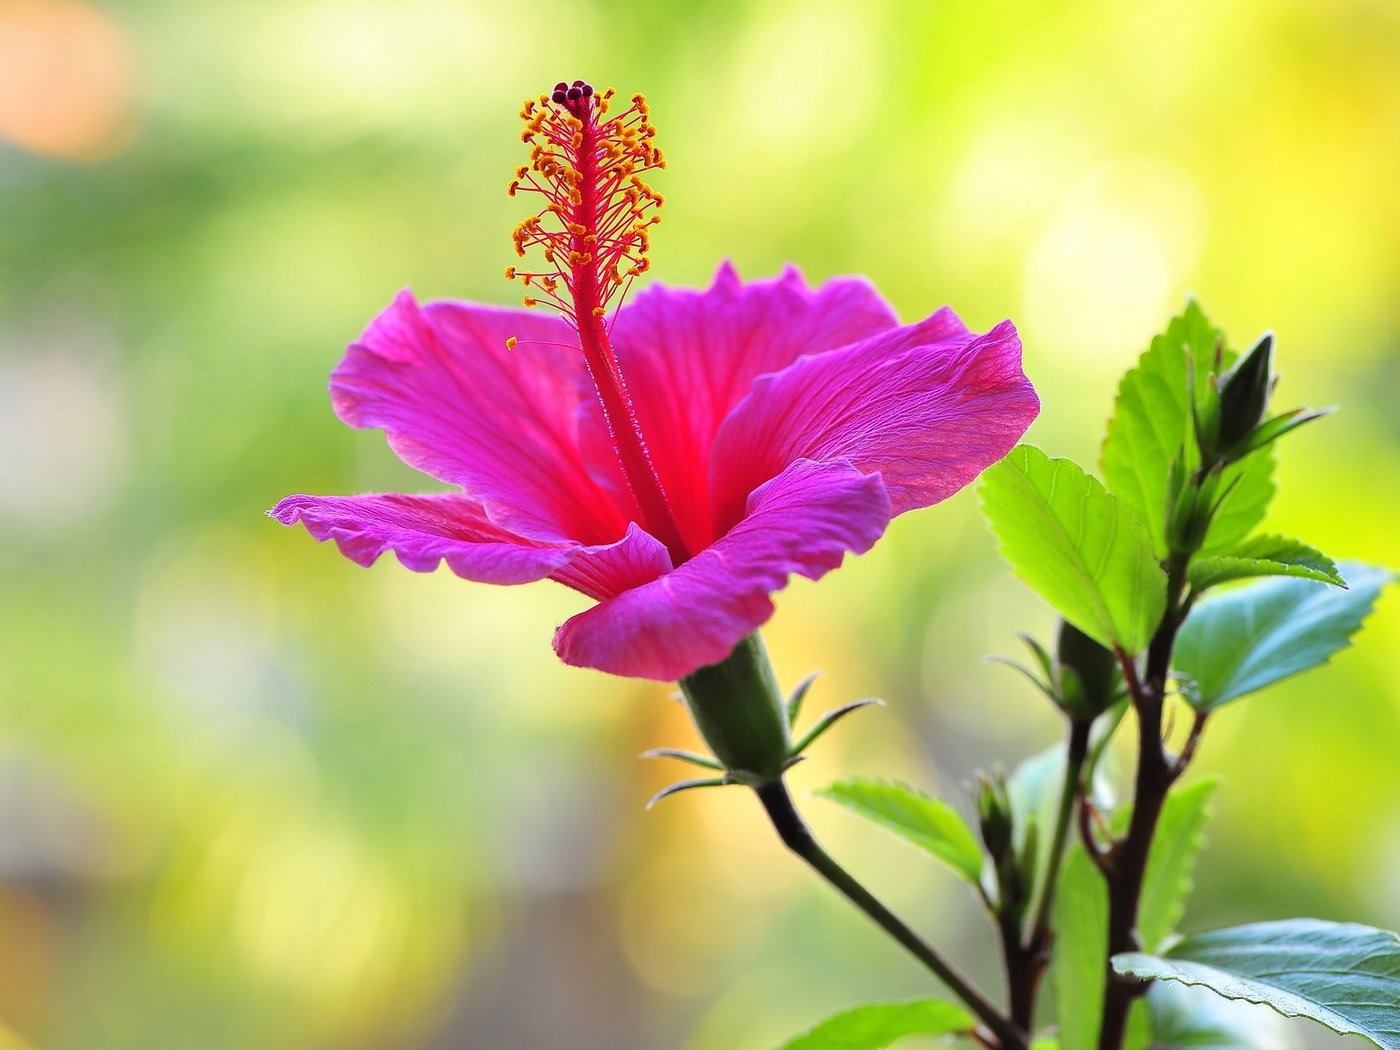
506 80 689 564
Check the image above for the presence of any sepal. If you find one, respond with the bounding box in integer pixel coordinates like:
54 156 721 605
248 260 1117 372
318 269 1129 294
677 632 792 782
989 621 1123 723
1229 405 1334 460
789 698 885 759
646 776 733 809
785 670 821 727
639 747 725 771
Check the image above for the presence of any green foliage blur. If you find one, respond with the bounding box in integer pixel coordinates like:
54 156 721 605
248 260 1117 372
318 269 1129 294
1 1 1397 1047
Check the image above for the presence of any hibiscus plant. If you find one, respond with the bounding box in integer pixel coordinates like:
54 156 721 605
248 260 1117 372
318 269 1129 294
272 80 1400 1050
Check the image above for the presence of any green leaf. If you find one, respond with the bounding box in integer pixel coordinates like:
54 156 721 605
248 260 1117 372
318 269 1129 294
1006 746 1066 908
1188 534 1344 592
1198 449 1276 554
1101 299 1225 555
1053 843 1110 1050
1050 778 1217 1049
979 445 1167 655
1123 1001 1153 1050
1147 982 1295 1048
1173 562 1393 711
817 779 984 885
1113 919 1400 1049
1006 742 1117 921
772 998 973 1050
1136 779 1217 952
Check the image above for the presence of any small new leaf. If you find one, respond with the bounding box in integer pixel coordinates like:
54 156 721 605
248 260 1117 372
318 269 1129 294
1135 779 1217 952
1188 534 1344 592
773 998 974 1050
1174 562 1392 710
979 446 1167 655
1113 919 1400 1049
818 778 984 885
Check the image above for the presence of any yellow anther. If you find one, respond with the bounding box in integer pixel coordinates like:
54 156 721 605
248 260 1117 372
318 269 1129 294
511 84 662 321
505 336 518 350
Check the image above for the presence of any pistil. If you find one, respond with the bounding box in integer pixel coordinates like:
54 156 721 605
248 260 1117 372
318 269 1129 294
507 81 689 564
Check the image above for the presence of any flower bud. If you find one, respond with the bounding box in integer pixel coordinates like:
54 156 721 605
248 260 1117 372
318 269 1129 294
678 633 793 782
1216 333 1275 454
1166 463 1221 557
1055 619 1122 720
976 773 1015 863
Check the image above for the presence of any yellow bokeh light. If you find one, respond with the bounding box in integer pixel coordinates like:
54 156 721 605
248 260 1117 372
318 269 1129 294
0 0 136 160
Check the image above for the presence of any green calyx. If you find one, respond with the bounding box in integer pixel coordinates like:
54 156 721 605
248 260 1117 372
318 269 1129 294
678 633 794 783
645 633 884 805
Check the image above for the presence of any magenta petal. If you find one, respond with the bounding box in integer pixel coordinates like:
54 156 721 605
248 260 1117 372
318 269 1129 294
270 492 575 583
550 523 673 601
552 459 892 681
710 314 1039 528
330 291 627 544
584 263 900 551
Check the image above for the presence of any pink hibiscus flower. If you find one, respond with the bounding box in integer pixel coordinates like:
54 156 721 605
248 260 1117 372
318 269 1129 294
272 82 1039 682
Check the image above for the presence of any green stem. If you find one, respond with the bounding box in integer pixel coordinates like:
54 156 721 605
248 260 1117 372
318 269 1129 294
754 780 1027 1050
1026 718 1091 944
999 717 1091 1030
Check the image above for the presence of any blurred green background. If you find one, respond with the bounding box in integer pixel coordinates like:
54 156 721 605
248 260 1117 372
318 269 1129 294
1 0 1397 1047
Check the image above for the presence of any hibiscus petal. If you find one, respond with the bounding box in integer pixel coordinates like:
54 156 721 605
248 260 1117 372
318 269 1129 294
270 492 574 583
583 263 900 552
329 291 628 544
549 522 673 602
552 459 892 681
709 314 1039 530
271 491 677 602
